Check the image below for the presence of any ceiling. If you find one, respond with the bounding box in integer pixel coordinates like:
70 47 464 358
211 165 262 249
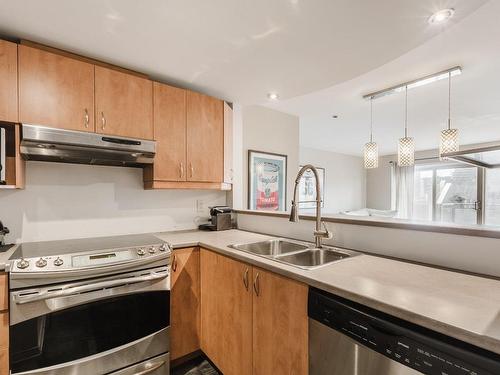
267 0 499 156
0 0 488 106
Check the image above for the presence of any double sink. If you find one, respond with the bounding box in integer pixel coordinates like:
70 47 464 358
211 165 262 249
229 239 359 270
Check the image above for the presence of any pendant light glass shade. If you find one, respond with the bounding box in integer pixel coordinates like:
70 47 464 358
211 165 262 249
440 127 459 155
398 86 415 167
439 72 459 158
364 141 378 169
398 136 415 166
364 98 379 169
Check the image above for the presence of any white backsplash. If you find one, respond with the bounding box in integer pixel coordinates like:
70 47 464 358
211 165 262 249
0 161 226 243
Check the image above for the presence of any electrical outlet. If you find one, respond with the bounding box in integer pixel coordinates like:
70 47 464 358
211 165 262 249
196 199 205 213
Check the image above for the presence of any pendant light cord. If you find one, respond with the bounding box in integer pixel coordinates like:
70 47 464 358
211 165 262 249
404 86 408 138
448 71 452 130
370 97 373 142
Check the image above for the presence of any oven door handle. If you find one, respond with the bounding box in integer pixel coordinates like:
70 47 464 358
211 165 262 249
133 360 166 375
13 271 169 305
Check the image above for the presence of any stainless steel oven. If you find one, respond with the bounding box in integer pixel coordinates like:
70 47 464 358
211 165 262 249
8 234 172 375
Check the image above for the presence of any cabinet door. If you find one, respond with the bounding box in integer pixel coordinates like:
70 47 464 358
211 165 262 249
200 249 252 375
186 92 223 182
18 45 94 131
170 247 200 360
151 83 186 181
252 268 308 375
95 66 153 140
223 102 233 184
0 40 18 123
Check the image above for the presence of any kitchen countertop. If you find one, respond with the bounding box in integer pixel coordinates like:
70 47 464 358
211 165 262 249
2 229 500 356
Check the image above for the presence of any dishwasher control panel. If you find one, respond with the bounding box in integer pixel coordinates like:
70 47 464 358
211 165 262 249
308 288 500 375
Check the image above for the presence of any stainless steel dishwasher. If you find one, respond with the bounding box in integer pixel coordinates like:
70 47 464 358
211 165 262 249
308 288 500 375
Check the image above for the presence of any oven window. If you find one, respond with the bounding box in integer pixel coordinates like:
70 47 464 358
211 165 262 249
10 291 169 373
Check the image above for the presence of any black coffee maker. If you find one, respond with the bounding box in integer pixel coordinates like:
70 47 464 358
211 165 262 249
0 220 9 246
198 206 232 231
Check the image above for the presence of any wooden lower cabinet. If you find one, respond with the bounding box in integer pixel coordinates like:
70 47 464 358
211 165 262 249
199 249 308 375
200 249 253 375
170 247 201 360
252 268 308 375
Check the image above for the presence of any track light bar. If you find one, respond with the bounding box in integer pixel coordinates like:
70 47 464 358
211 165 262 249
363 66 462 100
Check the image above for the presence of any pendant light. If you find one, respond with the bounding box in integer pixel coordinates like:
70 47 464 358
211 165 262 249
439 71 459 158
364 98 379 169
398 86 415 167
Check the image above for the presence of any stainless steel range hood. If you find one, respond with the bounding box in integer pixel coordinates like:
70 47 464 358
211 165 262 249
20 124 156 167
442 144 500 169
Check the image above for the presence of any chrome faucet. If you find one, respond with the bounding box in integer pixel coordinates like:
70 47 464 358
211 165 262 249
289 165 332 248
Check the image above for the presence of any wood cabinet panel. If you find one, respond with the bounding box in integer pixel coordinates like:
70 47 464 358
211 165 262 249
0 273 7 311
95 66 153 140
171 247 200 360
18 45 94 131
0 40 18 123
0 348 7 375
186 92 223 182
252 268 308 375
223 102 233 184
200 249 252 375
150 83 186 181
0 312 7 349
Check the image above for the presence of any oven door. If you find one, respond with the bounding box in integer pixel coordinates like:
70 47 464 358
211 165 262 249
9 266 170 375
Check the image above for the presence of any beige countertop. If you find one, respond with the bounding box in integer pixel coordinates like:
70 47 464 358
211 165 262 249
2 229 500 356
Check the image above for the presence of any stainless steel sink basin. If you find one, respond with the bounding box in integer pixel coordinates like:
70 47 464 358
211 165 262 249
229 239 359 270
230 239 309 256
275 248 351 269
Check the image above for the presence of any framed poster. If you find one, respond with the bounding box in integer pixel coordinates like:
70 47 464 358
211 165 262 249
298 166 325 209
248 150 287 211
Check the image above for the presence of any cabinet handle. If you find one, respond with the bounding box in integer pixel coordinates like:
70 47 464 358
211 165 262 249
101 112 106 130
253 272 260 296
172 255 177 272
180 163 184 178
84 109 89 128
189 163 194 178
243 268 249 290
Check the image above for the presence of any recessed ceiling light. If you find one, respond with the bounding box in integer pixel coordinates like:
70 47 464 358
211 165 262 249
267 92 279 100
428 8 455 24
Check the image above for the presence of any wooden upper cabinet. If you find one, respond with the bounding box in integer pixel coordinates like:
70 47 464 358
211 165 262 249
18 45 94 131
186 91 223 182
170 247 200 360
95 66 153 140
252 268 308 375
151 83 186 181
200 249 253 375
0 40 18 123
223 102 233 184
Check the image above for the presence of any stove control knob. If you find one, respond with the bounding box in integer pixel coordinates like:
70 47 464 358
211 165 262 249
148 246 157 254
137 248 146 256
17 258 30 269
159 243 171 252
36 258 47 268
53 257 64 267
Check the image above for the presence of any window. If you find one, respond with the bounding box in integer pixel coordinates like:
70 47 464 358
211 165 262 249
412 163 480 225
485 169 500 225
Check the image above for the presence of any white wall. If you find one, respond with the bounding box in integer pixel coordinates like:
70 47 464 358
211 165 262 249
241 105 299 211
366 154 393 209
0 162 226 243
237 212 500 278
300 147 366 214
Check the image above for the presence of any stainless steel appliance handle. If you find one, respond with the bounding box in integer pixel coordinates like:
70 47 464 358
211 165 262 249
133 360 166 375
13 271 168 305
